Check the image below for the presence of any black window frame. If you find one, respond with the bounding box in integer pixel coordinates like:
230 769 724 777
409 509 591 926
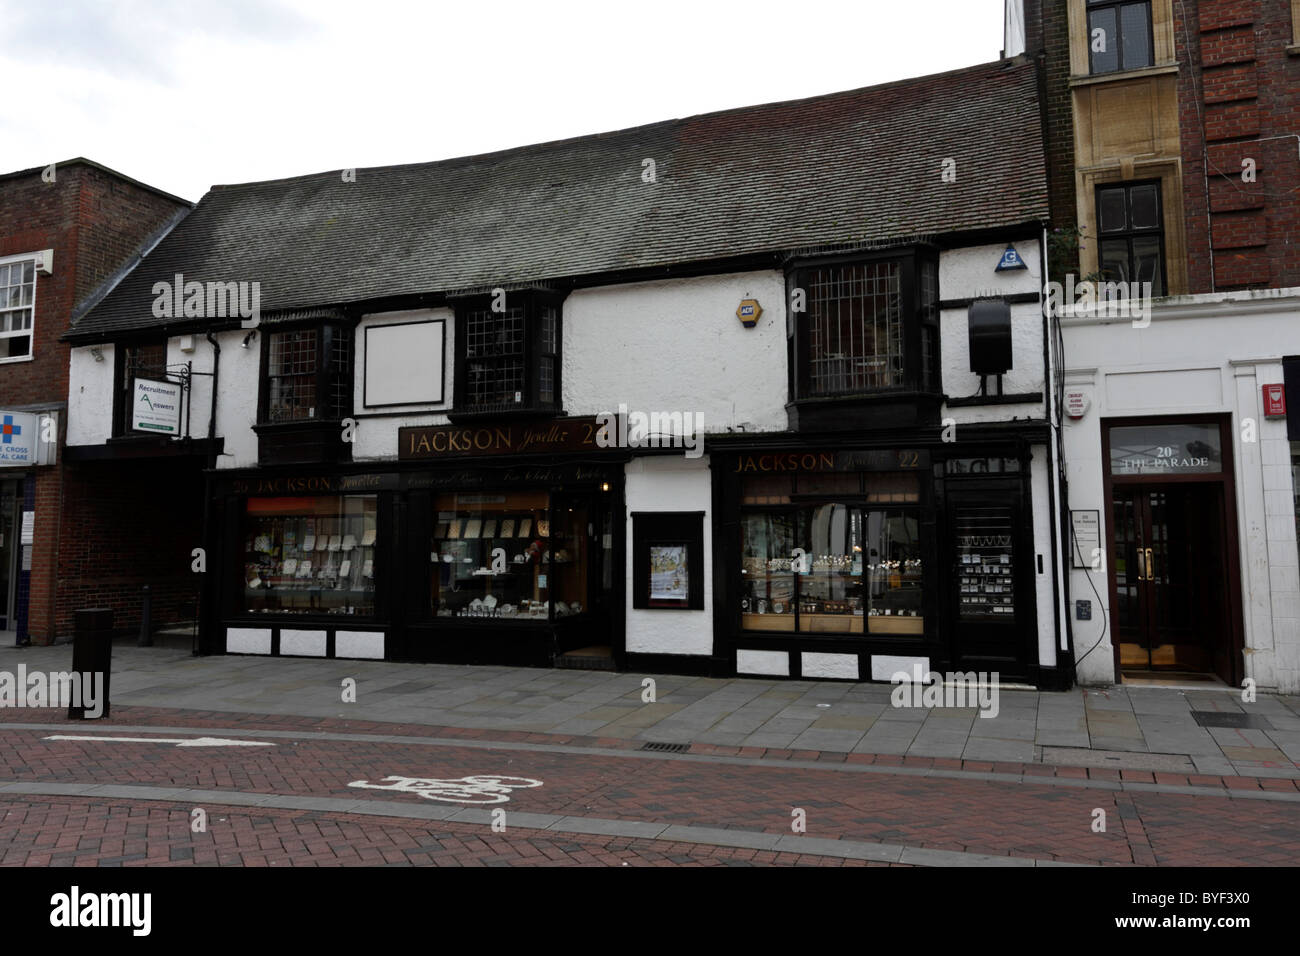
1094 179 1168 297
632 511 705 611
1086 0 1155 75
451 291 564 419
257 322 354 426
112 338 171 438
786 246 940 403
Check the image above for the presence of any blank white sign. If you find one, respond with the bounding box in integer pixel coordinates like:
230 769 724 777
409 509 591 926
364 320 445 407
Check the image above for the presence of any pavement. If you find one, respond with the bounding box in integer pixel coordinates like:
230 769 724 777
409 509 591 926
1 639 1298 867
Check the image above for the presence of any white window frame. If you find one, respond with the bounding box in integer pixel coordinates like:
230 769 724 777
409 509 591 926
0 252 38 363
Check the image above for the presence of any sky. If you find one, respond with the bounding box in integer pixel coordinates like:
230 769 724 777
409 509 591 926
1 0 1008 203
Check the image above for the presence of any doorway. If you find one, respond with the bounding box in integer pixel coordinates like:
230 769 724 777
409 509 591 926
1103 415 1242 685
1111 484 1233 680
0 479 18 631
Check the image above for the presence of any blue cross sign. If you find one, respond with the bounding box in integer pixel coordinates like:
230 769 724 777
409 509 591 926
0 415 20 445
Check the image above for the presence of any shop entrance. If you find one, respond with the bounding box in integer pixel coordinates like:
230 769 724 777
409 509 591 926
1104 417 1242 685
552 488 619 668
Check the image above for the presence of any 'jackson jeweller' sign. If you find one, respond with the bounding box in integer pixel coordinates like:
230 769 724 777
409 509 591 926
399 417 612 460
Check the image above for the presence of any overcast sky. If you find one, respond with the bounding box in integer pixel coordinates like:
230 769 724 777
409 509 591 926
2 0 1007 202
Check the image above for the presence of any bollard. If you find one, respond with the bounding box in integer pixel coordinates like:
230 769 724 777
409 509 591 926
138 585 153 647
69 608 113 720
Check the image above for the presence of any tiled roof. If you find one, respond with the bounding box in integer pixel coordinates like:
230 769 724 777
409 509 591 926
69 58 1047 341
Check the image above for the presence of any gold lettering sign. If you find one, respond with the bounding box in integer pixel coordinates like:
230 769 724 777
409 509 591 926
732 453 836 473
399 418 607 460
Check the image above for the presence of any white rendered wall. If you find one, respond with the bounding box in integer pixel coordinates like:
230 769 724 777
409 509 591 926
1061 291 1300 692
352 308 454 461
624 454 713 656
564 271 788 434
67 344 115 445
939 242 1046 425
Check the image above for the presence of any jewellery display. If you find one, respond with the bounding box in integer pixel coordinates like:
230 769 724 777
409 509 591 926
243 496 378 616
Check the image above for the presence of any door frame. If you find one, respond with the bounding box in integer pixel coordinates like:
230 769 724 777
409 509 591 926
1101 413 1245 685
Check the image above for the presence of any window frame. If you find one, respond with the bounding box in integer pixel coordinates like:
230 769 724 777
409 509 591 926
451 291 564 417
1094 179 1168 296
1086 0 1155 75
257 322 354 426
0 254 38 363
112 339 170 437
786 246 939 403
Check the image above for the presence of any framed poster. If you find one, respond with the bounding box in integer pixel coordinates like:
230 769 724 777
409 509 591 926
631 511 705 611
648 544 690 608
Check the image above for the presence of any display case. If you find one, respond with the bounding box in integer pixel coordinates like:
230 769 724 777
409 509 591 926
243 495 378 615
739 512 796 631
431 491 586 620
955 511 1015 619
865 510 924 633
797 504 864 634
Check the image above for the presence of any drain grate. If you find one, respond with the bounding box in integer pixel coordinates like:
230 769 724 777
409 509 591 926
1191 711 1274 730
640 742 690 753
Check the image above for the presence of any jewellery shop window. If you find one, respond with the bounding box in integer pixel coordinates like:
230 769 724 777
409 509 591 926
243 496 378 615
431 491 585 621
739 471 924 635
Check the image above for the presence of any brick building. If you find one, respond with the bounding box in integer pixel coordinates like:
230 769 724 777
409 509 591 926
1012 0 1300 691
0 159 191 645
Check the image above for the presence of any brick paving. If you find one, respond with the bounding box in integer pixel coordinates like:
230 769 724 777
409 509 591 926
2 704 1298 866
0 799 894 867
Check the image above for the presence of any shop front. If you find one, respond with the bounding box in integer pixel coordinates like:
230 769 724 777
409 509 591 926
205 417 627 667
714 438 1047 683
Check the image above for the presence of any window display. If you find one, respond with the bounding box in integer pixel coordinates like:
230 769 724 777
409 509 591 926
954 508 1015 619
243 495 378 615
430 491 586 620
739 473 925 636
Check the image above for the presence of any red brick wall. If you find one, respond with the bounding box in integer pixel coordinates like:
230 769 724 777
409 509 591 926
0 161 190 643
52 459 206 638
1176 0 1300 292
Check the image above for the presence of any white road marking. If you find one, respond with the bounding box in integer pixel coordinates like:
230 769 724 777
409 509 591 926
348 774 543 804
43 735 275 748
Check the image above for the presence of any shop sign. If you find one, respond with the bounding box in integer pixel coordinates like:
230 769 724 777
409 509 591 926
731 449 925 473
229 472 398 495
131 378 182 435
1108 423 1222 475
400 417 609 460
0 411 38 467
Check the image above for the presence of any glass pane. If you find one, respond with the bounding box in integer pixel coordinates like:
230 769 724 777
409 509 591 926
551 499 588 616
804 261 902 396
1131 236 1164 296
432 490 551 619
797 504 864 633
1109 423 1222 475
1088 7 1119 73
243 495 378 615
21 261 34 283
740 512 796 631
954 507 1015 621
1098 187 1128 232
1099 239 1131 283
1130 183 1160 230
865 511 924 634
741 474 792 505
1120 2 1153 69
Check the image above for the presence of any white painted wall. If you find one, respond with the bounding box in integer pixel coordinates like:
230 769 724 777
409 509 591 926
212 329 259 469
624 454 713 656
940 242 1046 424
1062 290 1300 692
564 271 788 434
67 344 115 445
352 308 454 460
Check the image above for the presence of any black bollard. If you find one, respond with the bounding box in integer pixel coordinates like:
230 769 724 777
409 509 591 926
138 585 152 647
69 608 113 720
